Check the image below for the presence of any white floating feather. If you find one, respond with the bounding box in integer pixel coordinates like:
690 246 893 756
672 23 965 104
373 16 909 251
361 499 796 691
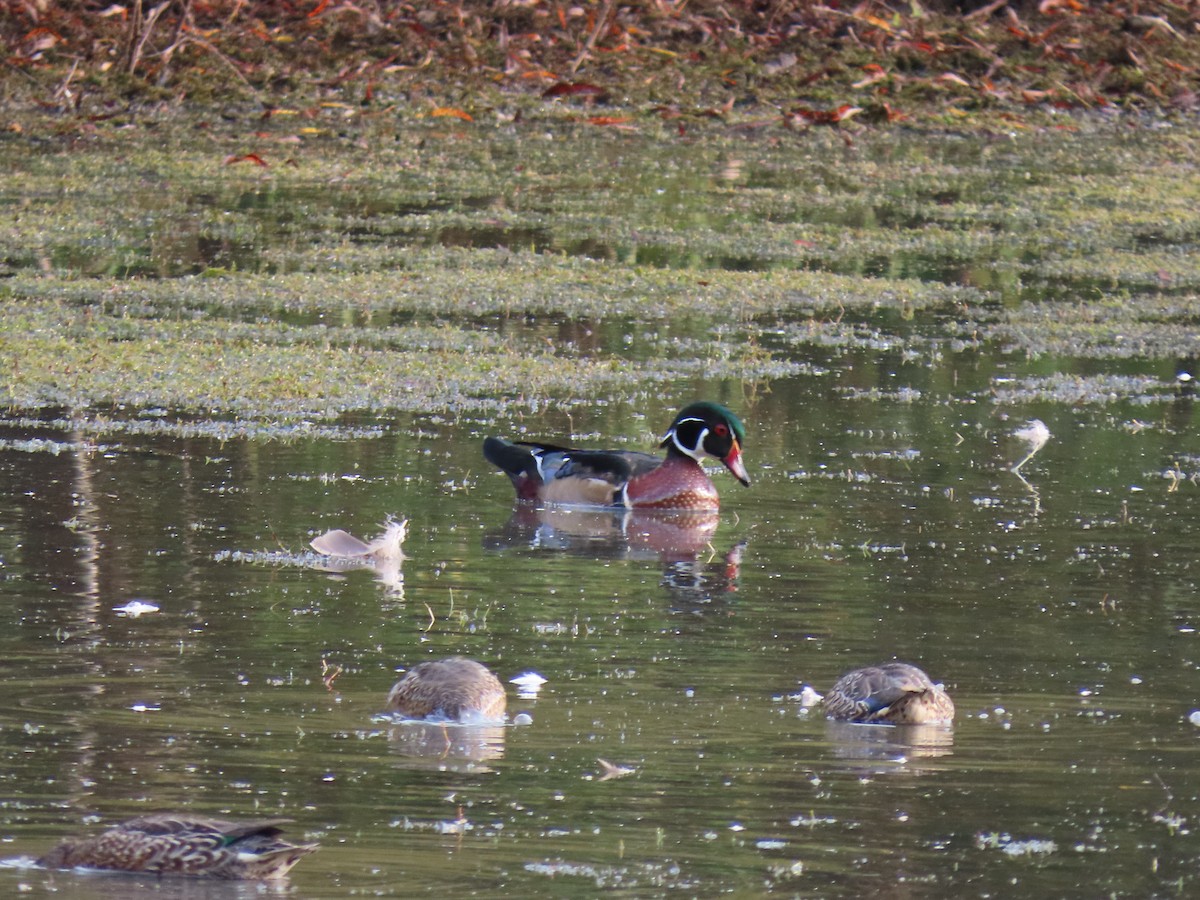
114 600 160 618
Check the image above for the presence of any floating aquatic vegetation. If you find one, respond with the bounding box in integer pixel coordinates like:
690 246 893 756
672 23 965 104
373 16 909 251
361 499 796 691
991 373 1169 406
215 528 405 595
0 292 805 418
849 448 921 462
975 832 1058 857
524 860 698 891
386 814 477 835
837 386 923 404
4 124 1198 431
215 548 329 567
0 413 385 442
0 436 110 455
1151 812 1188 835
969 297 1200 361
788 813 837 828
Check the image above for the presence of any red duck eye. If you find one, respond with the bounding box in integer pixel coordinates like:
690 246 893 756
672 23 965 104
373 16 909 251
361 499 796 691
714 424 729 437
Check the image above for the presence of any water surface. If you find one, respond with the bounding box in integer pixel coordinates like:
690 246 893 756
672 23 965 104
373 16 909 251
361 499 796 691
2 376 1197 896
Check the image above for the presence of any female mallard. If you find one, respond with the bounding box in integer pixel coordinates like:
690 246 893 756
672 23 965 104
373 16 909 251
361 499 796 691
483 401 750 510
388 657 506 722
38 814 317 880
824 662 955 725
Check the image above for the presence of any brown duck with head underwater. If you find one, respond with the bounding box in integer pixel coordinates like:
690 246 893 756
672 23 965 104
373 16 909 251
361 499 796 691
823 662 955 725
387 656 507 722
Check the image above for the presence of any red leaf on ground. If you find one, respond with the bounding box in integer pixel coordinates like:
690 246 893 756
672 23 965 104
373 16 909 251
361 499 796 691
853 64 888 89
543 82 606 98
431 107 473 121
788 104 863 125
21 26 61 53
224 153 269 167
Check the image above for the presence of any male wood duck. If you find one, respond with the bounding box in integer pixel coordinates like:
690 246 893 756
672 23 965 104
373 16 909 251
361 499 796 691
38 814 317 880
483 401 750 510
823 662 955 725
387 656 507 722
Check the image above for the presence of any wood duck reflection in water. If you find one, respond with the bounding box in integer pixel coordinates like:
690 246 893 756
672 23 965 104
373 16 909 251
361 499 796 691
38 814 317 880
824 662 955 725
662 539 747 615
483 401 750 510
387 657 507 723
482 506 746 614
484 506 721 560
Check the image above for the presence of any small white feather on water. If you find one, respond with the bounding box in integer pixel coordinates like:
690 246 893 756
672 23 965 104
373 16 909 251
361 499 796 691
797 685 824 707
595 758 636 781
1011 419 1051 474
510 672 548 699
113 600 160 617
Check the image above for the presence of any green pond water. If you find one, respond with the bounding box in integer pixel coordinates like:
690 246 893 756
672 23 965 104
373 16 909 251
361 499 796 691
0 117 1198 897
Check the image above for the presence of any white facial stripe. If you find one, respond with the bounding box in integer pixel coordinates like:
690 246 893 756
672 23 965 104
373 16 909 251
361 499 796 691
663 417 707 450
671 425 709 462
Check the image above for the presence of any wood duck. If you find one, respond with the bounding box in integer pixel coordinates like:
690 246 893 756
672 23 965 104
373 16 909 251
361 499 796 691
38 814 317 880
483 401 750 510
823 662 955 725
387 657 507 722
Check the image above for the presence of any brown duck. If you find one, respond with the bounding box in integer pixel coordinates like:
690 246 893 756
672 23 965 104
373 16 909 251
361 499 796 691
387 657 507 722
38 814 317 880
823 662 955 725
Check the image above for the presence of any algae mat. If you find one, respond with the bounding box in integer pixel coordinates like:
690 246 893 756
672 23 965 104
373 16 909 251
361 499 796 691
2 118 1198 424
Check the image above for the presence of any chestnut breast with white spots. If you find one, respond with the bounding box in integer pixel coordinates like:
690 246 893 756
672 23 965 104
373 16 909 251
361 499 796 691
625 456 720 510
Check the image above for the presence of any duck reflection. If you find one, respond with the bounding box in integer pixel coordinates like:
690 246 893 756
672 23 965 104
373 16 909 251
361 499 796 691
660 538 746 615
823 720 955 774
26 870 297 899
484 506 716 558
385 721 507 769
484 507 746 611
